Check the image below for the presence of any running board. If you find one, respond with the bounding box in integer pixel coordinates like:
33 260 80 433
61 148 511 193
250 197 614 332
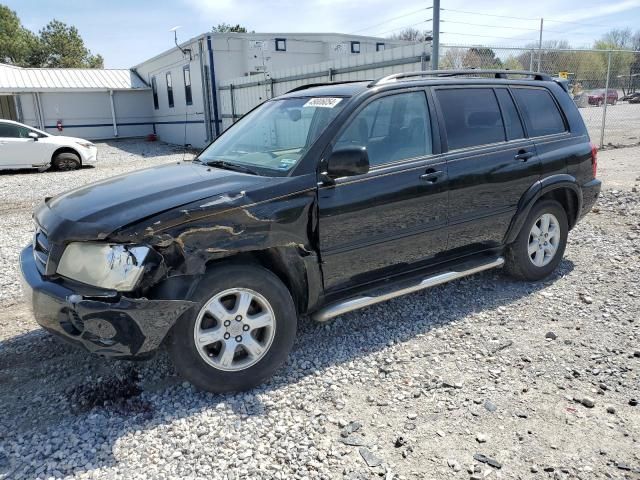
312 256 505 322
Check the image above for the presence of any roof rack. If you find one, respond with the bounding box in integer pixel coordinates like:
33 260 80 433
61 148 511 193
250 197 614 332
369 69 552 87
286 80 372 94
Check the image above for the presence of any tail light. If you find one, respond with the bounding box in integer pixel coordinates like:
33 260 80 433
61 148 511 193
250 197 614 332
590 142 598 178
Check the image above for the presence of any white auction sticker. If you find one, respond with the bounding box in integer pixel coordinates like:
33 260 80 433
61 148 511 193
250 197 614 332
303 97 342 108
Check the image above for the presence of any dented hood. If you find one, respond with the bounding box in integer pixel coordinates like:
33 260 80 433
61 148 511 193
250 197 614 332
35 162 279 242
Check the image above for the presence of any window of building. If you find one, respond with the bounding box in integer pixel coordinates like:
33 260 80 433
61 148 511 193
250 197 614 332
494 89 524 141
512 88 566 137
275 38 287 51
335 92 432 166
151 77 159 110
183 66 193 106
376 42 385 52
166 72 174 108
436 88 506 150
350 41 361 54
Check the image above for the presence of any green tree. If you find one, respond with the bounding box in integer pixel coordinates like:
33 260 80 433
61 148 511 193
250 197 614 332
516 40 575 74
463 47 502 69
0 5 38 66
212 23 248 33
33 19 103 68
0 6 103 68
503 55 524 71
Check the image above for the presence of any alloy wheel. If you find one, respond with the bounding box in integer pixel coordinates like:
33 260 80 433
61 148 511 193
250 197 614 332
193 288 276 372
528 213 561 267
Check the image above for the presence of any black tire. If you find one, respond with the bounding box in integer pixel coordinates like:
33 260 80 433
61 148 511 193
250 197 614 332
53 152 81 171
169 264 297 393
504 199 568 281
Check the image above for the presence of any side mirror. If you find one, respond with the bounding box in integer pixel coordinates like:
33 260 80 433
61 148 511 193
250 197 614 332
28 132 38 141
325 146 370 180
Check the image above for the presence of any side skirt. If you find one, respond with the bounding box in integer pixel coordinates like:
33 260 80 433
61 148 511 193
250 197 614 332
311 256 504 322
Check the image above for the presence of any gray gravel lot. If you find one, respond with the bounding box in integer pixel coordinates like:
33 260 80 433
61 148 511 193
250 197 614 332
0 140 638 480
581 102 640 148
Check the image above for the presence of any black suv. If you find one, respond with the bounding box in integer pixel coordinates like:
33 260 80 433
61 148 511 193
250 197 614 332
21 70 601 392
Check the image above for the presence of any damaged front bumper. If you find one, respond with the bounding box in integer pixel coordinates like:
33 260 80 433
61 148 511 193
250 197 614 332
20 245 195 358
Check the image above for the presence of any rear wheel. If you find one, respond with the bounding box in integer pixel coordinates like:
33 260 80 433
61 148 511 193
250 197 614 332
53 152 81 171
505 200 568 281
169 264 297 393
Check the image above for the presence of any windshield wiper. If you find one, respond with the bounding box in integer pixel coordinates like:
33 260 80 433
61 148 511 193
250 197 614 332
206 160 259 175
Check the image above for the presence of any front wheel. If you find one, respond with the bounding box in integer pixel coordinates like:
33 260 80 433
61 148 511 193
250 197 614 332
53 152 81 171
169 264 297 393
505 200 568 281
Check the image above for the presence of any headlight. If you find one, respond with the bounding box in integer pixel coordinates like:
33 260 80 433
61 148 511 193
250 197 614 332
57 243 150 291
76 141 94 148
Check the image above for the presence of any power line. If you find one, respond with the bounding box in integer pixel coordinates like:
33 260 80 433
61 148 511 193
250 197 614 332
441 8 538 22
442 19 541 32
371 19 433 38
441 7 619 29
440 31 539 42
349 7 433 35
441 19 596 36
543 17 619 28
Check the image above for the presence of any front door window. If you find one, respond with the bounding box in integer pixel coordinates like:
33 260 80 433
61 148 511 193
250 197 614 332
334 91 433 167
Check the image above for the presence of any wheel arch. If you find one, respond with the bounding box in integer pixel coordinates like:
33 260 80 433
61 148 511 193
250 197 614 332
202 246 322 317
51 146 82 165
505 175 583 244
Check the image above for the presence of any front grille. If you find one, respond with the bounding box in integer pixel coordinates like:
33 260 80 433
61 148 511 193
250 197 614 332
33 228 50 273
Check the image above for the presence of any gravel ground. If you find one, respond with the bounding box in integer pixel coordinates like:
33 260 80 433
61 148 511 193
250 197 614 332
581 102 640 148
0 140 639 480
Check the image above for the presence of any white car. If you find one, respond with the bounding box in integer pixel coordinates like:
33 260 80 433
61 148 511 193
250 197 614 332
0 119 97 171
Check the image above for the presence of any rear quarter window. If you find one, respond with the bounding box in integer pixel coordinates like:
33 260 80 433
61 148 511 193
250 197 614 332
512 87 566 137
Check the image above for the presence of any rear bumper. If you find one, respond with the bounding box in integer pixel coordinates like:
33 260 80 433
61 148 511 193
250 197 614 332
579 178 601 219
20 245 194 358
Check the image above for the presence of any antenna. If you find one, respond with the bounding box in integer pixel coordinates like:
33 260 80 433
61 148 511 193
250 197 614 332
169 26 192 60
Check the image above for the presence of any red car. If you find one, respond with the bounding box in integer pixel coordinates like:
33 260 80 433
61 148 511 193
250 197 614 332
588 89 618 106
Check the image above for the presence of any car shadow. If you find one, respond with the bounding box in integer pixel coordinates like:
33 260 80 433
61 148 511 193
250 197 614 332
0 165 95 177
0 260 574 478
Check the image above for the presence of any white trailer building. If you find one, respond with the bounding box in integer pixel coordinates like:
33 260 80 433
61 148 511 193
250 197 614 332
133 32 406 147
0 63 153 140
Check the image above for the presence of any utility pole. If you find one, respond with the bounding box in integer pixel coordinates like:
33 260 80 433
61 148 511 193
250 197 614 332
432 0 440 70
537 18 544 72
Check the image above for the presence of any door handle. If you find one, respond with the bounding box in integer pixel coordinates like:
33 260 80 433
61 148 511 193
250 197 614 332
515 150 534 162
420 169 444 183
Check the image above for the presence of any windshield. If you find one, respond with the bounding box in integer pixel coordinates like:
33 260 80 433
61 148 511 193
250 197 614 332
197 96 347 175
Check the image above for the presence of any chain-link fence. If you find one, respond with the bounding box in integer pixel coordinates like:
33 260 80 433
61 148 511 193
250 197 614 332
440 45 640 148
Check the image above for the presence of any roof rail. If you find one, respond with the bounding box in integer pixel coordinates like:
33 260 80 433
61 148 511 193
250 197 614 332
286 80 372 94
369 69 552 87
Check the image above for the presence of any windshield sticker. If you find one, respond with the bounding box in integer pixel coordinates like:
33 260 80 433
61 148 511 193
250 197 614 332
303 97 342 108
278 158 296 170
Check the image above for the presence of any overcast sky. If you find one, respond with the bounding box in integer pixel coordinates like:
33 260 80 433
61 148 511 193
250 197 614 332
5 0 640 68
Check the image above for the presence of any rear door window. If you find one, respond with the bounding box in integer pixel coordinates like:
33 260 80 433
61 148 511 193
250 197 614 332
495 89 525 141
435 88 505 150
511 87 566 137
